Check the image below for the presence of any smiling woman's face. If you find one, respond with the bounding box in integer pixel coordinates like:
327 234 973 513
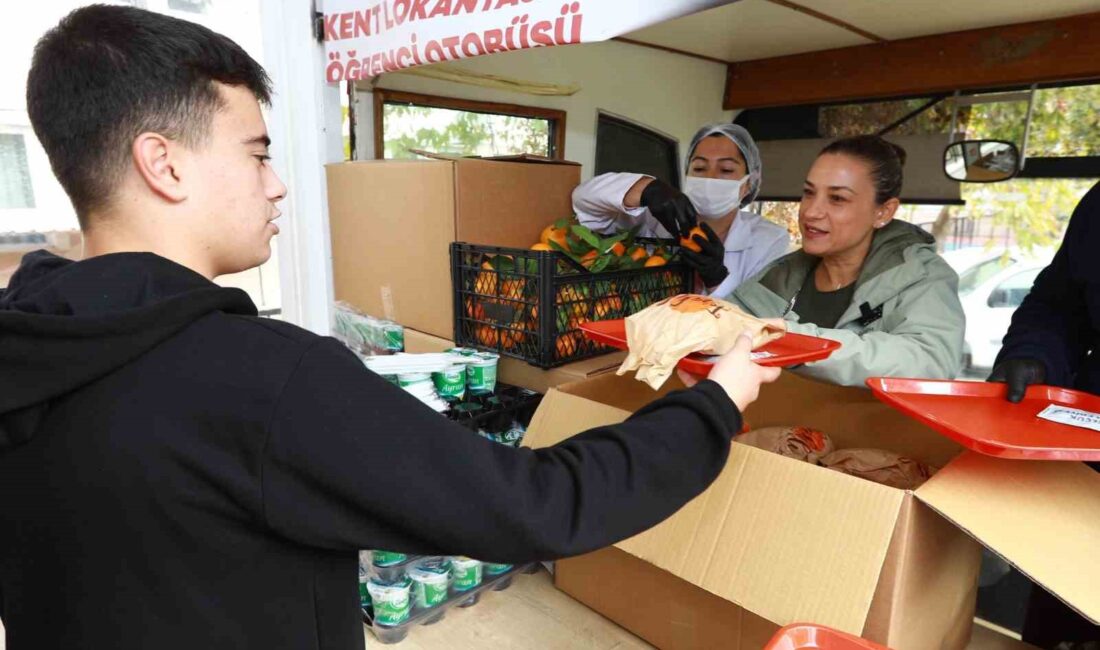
799 153 888 259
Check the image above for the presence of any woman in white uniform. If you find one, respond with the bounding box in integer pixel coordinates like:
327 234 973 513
572 123 790 296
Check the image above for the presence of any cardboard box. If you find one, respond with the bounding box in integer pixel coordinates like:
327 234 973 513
522 372 1100 650
401 328 626 394
327 156 580 339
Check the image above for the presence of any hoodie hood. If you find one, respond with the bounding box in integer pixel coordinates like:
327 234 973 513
0 250 257 450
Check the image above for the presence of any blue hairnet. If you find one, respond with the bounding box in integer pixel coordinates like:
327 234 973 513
686 123 762 208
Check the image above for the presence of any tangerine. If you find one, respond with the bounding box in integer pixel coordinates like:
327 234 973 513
680 226 706 253
475 325 500 348
464 297 486 321
501 327 526 349
555 332 582 357
644 256 668 267
540 225 569 250
593 295 624 320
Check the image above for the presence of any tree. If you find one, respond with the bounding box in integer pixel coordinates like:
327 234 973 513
952 84 1100 251
382 104 550 159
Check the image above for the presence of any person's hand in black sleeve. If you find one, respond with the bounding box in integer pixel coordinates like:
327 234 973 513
993 183 1099 389
988 358 1047 403
640 179 697 240
682 222 729 289
259 338 756 564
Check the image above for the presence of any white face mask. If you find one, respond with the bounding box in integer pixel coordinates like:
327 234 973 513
682 176 750 220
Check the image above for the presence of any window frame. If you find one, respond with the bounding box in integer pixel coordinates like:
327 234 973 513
372 89 566 161
0 132 37 210
593 110 682 189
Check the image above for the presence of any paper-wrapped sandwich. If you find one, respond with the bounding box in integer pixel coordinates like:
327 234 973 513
617 294 786 389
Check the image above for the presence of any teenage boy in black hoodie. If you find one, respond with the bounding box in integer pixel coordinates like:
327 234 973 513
0 6 780 650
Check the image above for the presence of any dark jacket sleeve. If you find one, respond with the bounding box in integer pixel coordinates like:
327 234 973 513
260 338 741 564
995 182 1100 386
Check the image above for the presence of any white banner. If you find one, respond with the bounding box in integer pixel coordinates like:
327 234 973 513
321 0 734 82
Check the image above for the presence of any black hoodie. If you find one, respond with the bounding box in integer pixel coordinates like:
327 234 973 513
0 251 741 650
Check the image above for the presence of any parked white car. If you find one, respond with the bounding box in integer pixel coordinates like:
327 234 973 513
941 247 1055 374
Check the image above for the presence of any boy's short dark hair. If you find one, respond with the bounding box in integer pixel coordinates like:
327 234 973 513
26 4 273 225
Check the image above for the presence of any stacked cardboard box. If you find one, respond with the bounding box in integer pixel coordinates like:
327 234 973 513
326 155 580 340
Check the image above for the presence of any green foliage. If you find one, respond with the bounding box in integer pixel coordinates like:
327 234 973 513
570 224 601 250
953 85 1100 250
802 85 1100 251
382 103 550 159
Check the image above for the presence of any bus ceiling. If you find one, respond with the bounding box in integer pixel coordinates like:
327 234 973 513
719 11 1100 111
622 2 1100 187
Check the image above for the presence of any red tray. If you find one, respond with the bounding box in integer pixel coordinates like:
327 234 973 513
765 624 889 650
579 319 840 375
866 378 1100 461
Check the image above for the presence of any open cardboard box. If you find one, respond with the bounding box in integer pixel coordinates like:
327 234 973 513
327 155 580 339
522 371 1100 650
402 327 625 394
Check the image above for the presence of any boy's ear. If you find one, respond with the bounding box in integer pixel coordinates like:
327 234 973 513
132 132 188 203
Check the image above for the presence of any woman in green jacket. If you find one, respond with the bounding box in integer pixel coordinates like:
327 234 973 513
727 135 964 387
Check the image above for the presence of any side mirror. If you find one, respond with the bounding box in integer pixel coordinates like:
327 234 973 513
944 140 1020 183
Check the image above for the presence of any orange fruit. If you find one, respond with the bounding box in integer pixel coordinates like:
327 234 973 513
556 286 582 303
500 278 525 302
555 332 582 357
474 260 497 296
680 226 706 253
541 225 569 250
608 242 627 257
501 327 526 349
629 247 647 262
531 242 553 251
593 295 623 320
464 297 486 321
556 286 589 318
644 256 668 267
475 324 500 347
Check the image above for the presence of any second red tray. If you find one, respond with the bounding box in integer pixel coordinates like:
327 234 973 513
866 377 1100 461
579 319 841 375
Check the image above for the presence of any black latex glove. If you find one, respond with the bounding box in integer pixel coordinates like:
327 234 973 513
988 358 1047 403
682 222 729 289
640 179 697 240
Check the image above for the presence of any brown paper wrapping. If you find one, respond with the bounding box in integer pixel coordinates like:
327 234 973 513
821 449 937 490
617 294 786 389
736 426 836 464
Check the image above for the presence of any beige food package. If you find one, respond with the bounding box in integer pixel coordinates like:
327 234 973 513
617 294 786 389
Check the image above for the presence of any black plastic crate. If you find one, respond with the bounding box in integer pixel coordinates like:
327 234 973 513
445 384 543 435
451 242 691 368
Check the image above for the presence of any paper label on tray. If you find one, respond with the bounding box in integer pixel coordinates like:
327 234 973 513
1037 404 1100 433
